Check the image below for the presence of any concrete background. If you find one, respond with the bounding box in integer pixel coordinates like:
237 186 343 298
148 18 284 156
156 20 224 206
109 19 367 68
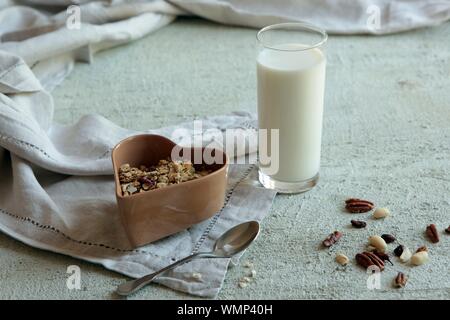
0 17 449 299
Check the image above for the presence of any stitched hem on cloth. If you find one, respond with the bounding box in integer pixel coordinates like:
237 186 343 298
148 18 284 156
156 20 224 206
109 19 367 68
0 165 255 257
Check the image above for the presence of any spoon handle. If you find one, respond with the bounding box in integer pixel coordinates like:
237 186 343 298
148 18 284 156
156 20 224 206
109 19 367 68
116 252 216 296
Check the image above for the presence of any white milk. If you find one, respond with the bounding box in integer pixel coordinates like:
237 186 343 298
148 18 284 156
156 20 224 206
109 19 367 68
257 44 326 182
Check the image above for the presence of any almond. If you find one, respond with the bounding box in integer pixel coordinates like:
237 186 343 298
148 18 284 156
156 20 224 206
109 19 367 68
411 251 429 266
335 253 349 266
373 207 390 219
369 235 387 252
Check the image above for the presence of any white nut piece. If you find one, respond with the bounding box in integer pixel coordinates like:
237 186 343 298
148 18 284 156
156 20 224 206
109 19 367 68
369 235 387 252
399 247 412 263
335 253 349 266
250 269 257 277
373 207 390 219
192 272 202 280
411 251 429 266
238 281 248 288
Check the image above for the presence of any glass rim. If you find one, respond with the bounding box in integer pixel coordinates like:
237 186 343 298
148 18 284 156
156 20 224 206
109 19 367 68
256 22 328 52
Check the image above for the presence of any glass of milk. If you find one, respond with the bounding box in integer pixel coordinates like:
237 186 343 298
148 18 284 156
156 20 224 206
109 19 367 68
256 23 327 193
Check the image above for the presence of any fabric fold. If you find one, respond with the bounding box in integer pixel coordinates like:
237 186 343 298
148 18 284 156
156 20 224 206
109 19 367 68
0 51 42 93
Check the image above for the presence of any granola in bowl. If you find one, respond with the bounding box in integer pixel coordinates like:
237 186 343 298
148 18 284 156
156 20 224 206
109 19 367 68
119 159 211 196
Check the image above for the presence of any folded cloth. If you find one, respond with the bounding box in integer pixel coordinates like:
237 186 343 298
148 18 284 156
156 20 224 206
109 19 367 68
0 50 276 297
1 0 449 44
170 0 450 34
0 0 448 91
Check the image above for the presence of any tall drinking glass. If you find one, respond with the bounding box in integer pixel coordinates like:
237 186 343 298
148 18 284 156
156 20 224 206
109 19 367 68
256 23 327 193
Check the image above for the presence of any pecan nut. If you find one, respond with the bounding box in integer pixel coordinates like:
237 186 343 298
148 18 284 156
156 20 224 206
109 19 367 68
345 198 374 213
416 246 428 253
322 231 343 247
355 251 385 271
350 220 367 228
394 272 408 288
372 250 393 266
426 224 439 243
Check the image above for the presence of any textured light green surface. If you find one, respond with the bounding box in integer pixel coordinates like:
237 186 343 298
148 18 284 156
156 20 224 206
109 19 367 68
1 17 449 299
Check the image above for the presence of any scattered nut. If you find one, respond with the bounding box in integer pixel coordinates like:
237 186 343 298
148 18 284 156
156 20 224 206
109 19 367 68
394 272 408 288
192 272 202 280
373 207 390 219
345 198 374 213
372 250 393 266
350 220 367 228
250 270 257 278
335 253 349 266
355 251 385 271
394 244 405 257
416 246 428 253
399 247 412 263
322 231 342 248
426 224 439 243
411 251 429 266
243 261 254 268
381 234 396 244
238 275 252 288
369 235 387 252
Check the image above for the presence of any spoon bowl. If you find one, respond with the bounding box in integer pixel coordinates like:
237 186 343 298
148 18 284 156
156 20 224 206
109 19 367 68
213 220 260 257
116 221 260 296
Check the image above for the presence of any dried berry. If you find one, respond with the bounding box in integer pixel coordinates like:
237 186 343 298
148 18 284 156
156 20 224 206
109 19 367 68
372 250 393 266
426 224 439 243
394 272 408 288
381 234 396 244
350 220 367 228
394 244 405 257
345 198 374 213
355 251 385 271
138 176 154 186
322 231 343 248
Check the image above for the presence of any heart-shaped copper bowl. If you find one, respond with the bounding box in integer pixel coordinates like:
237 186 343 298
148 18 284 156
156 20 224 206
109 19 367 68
112 134 228 247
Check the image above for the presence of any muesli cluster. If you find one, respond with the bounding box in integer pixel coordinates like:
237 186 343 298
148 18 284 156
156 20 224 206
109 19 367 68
119 159 211 196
